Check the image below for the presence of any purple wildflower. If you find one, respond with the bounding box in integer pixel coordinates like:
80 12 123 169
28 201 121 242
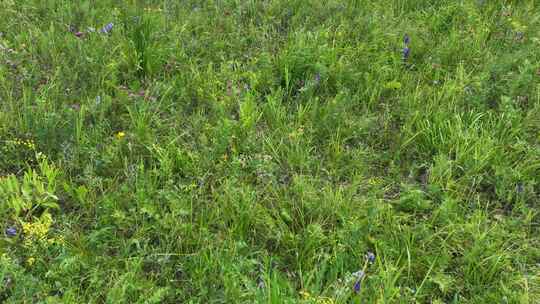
366 252 375 264
352 270 365 293
100 23 114 34
403 34 410 45
5 227 17 237
354 279 362 293
402 47 410 60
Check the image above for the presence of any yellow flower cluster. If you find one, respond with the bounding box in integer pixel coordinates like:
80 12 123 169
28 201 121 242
144 7 163 12
9 138 36 150
21 213 65 250
0 138 46 163
299 290 336 304
367 177 384 186
22 212 52 246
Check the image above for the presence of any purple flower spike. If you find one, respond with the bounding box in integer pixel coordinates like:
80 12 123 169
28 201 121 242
354 280 362 293
5 227 17 237
100 23 114 34
366 252 376 264
402 47 410 60
404 34 410 45
352 270 365 293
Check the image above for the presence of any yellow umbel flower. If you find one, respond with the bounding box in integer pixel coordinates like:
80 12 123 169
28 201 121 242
22 212 53 246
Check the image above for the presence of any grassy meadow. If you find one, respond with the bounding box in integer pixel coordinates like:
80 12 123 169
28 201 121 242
1 0 540 303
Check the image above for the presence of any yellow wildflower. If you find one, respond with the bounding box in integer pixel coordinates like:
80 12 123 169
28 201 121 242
115 131 126 139
299 290 311 300
22 212 53 245
26 257 35 266
317 297 335 304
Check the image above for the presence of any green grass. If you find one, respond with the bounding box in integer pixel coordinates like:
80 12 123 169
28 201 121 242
1 0 539 303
